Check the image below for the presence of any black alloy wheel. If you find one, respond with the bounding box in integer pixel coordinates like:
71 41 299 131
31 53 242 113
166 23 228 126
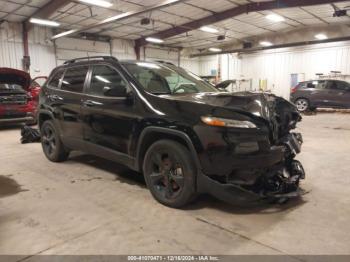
143 140 196 208
41 120 69 162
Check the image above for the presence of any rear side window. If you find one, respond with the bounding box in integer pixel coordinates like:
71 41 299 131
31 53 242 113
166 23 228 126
306 80 326 89
88 65 127 96
47 69 64 89
61 66 89 93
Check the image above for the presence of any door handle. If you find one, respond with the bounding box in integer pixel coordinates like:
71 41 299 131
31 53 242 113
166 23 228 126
83 100 102 107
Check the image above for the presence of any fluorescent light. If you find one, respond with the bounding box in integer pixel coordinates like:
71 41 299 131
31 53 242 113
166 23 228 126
315 33 328 40
79 0 113 8
52 29 78 39
209 47 222 52
266 14 285 22
200 26 219 33
260 41 273 47
95 75 111 83
102 12 132 23
146 37 164 44
29 18 60 27
136 62 160 69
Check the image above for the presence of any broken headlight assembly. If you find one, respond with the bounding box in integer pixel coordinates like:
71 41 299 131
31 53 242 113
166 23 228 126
201 116 257 128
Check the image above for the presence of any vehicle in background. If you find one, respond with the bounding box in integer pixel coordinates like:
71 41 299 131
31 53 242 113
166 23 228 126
38 56 305 208
290 79 350 112
0 68 47 125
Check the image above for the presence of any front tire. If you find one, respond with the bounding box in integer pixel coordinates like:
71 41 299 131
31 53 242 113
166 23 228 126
40 120 69 162
295 98 310 112
143 140 197 208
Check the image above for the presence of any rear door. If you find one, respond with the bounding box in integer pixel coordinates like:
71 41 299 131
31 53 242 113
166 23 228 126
51 65 89 145
304 80 331 107
81 64 136 165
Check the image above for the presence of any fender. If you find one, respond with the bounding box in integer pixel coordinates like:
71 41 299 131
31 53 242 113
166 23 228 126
135 126 202 172
38 109 55 128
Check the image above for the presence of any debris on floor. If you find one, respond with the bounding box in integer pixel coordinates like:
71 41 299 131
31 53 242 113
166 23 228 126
20 125 41 144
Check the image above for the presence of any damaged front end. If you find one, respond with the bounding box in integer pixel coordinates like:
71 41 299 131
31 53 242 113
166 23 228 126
196 92 306 204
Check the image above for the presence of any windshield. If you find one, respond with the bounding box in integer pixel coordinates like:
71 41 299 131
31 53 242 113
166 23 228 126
122 62 218 95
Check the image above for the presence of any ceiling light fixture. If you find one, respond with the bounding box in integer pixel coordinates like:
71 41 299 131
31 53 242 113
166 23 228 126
315 33 328 40
52 29 78 39
146 37 164 43
209 47 222 52
260 41 273 47
200 26 219 33
29 18 60 27
266 14 285 22
79 0 113 8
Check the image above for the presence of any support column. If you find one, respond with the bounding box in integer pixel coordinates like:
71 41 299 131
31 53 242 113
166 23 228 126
22 22 30 72
134 43 141 60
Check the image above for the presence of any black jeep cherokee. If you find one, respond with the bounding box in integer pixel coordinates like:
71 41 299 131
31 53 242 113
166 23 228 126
38 56 305 207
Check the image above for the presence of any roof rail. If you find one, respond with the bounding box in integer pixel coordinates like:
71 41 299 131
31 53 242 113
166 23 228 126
64 56 118 65
155 60 176 66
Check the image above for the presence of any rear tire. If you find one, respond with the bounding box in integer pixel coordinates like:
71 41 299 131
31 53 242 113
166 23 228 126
143 139 197 208
295 98 310 112
40 120 69 162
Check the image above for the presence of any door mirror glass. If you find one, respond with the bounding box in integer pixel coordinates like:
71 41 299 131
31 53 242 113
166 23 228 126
103 85 127 97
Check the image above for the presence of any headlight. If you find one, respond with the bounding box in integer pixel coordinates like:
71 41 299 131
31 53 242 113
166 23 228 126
201 116 257 128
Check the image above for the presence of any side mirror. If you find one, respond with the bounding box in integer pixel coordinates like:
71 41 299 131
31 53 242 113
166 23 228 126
103 85 127 97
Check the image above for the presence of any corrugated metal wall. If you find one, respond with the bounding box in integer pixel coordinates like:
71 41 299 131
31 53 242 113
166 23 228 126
198 41 350 99
240 41 350 98
0 22 200 78
0 22 55 77
143 46 200 74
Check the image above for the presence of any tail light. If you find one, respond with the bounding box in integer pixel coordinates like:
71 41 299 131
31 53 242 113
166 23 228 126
291 86 298 94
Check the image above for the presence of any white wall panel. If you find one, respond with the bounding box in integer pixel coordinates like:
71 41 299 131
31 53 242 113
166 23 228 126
238 41 350 99
111 39 136 60
55 38 111 65
0 22 54 77
29 44 56 77
179 57 200 75
0 22 198 80
144 47 179 65
198 55 218 76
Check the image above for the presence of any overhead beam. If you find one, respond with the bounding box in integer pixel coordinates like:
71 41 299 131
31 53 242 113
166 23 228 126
25 0 72 29
135 0 345 47
190 36 350 57
51 0 184 40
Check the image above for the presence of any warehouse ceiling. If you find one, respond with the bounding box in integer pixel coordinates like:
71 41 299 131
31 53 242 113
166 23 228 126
1 0 350 50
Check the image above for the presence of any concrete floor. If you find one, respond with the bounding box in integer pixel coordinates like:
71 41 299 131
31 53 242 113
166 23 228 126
1 113 350 257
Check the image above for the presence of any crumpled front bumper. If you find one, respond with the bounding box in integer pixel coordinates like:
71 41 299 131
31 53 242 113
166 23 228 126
196 133 306 203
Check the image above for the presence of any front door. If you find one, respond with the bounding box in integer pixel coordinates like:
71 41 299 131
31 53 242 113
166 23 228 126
81 64 136 161
327 80 350 108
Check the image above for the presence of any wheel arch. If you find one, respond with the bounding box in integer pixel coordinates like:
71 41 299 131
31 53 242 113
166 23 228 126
295 97 312 110
38 110 54 128
135 127 201 172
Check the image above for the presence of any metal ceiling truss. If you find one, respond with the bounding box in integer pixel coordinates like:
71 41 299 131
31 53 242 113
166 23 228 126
135 0 346 47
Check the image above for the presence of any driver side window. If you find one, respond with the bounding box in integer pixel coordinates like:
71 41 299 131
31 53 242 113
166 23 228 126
89 65 127 97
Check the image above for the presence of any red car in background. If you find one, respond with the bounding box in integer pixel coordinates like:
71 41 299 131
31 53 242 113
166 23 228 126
0 68 47 125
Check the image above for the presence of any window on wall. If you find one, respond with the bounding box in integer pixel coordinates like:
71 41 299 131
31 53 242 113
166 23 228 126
61 66 89 93
88 65 127 97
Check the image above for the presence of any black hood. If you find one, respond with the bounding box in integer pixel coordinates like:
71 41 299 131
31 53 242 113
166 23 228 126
160 91 279 121
159 91 301 139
